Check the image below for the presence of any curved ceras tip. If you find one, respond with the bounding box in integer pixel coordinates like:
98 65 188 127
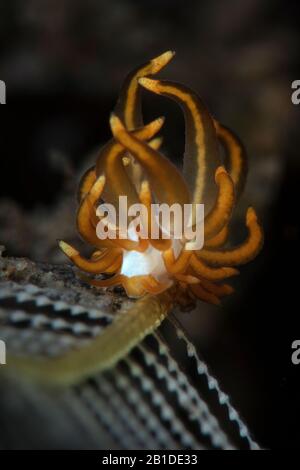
58 240 78 258
149 50 176 74
139 77 161 92
115 50 175 132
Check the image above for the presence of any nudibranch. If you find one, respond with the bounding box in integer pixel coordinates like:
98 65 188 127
59 51 263 308
7 52 263 386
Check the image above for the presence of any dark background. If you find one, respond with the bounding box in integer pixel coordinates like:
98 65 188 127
0 0 300 449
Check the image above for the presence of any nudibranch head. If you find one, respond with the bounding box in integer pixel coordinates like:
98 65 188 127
59 51 263 307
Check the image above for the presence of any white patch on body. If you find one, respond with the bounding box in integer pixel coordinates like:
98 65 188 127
121 226 183 284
